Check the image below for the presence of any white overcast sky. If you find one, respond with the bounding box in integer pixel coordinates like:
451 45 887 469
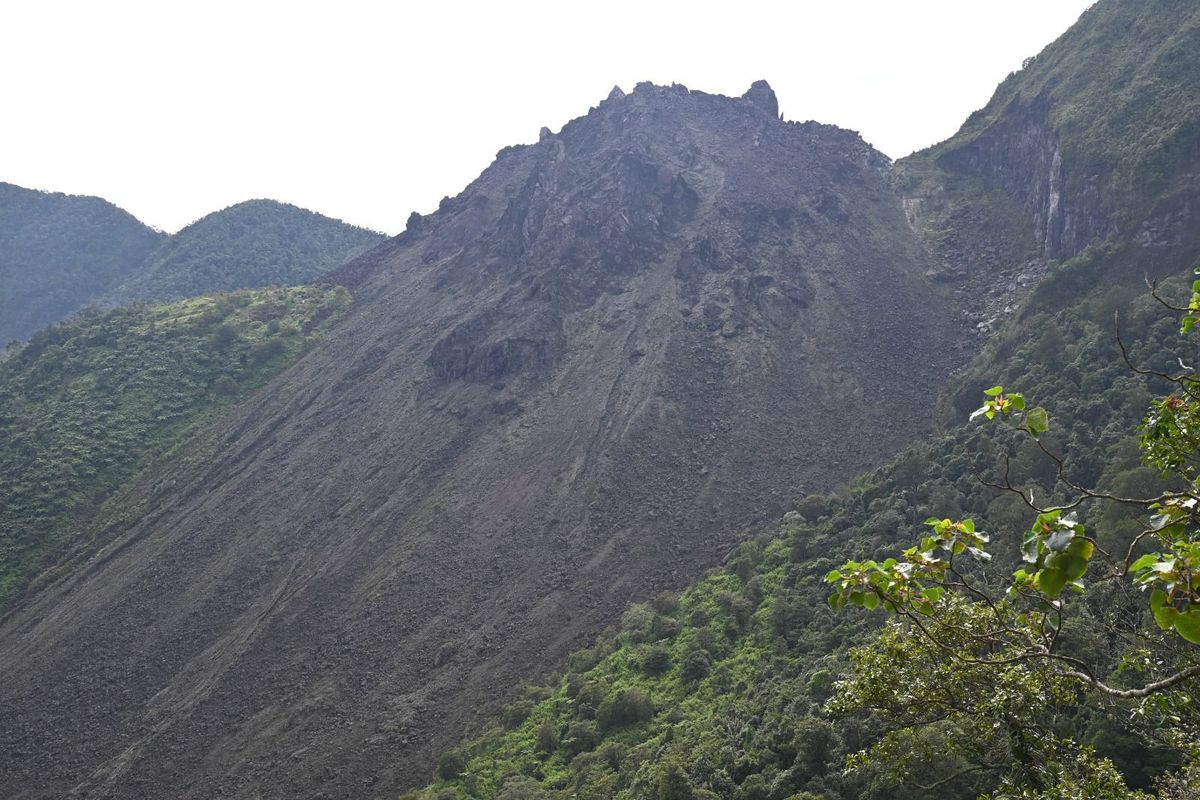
0 1 1093 235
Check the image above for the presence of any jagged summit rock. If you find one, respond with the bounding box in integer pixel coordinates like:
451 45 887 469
742 79 779 118
606 84 625 101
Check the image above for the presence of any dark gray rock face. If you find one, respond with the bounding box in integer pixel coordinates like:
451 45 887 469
934 96 1110 260
742 79 780 118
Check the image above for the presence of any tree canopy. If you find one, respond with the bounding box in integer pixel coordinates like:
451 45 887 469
826 272 1200 797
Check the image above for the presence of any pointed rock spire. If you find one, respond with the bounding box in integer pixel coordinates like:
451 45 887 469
742 79 779 118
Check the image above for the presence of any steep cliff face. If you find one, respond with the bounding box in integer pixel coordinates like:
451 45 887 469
900 0 1200 269
932 96 1107 260
0 82 968 798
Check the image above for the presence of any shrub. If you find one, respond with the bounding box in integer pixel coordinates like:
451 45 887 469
501 699 534 730
562 720 601 755
574 680 608 719
435 749 466 780
642 645 672 675
495 776 546 800
621 603 655 642
651 591 679 614
211 323 238 349
597 687 654 731
597 741 627 770
569 647 603 672
535 720 559 754
249 337 286 364
655 761 694 800
734 774 768 800
652 615 680 639
680 650 712 684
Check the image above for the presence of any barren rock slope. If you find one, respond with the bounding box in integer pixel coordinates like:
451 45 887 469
0 82 967 798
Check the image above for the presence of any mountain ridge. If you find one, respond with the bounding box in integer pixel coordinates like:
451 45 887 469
107 198 384 305
0 187 383 344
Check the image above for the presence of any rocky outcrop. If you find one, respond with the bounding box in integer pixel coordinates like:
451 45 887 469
742 79 780 118
935 96 1110 260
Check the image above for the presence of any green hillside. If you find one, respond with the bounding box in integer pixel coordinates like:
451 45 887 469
0 182 165 345
0 285 350 610
107 199 383 303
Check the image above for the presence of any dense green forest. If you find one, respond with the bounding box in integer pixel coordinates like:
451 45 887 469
0 182 165 345
0 286 350 610
106 199 383 304
410 245 1197 799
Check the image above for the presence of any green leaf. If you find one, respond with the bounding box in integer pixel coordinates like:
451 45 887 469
1021 531 1040 564
1047 529 1074 552
1154 603 1179 631
1036 567 1069 597
824 569 842 583
1066 537 1094 562
862 592 880 611
1054 553 1089 581
984 386 1004 397
1129 554 1159 572
1009 394 1026 411
1173 609 1200 644
1026 407 1050 435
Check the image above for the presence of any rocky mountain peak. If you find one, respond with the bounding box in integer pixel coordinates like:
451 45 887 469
0 79 969 798
742 78 779 117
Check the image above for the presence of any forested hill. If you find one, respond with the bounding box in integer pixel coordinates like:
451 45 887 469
0 189 383 344
0 182 165 344
106 199 384 304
